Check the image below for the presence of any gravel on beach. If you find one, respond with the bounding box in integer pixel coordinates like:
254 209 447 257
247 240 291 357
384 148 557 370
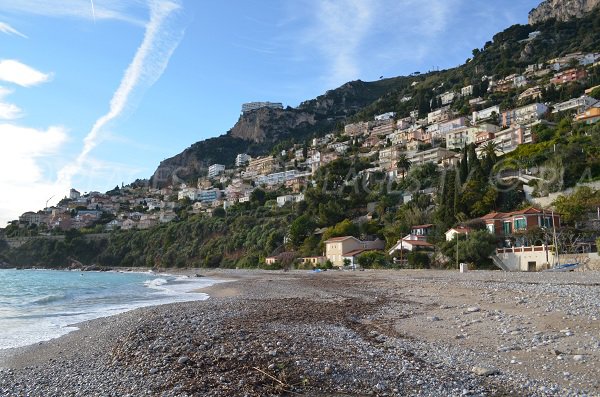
0 269 598 397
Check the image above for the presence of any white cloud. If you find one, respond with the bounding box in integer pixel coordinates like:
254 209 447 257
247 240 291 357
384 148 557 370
0 0 146 26
0 60 51 87
58 0 184 187
302 0 374 86
0 22 27 38
294 0 462 86
0 123 69 224
0 87 23 119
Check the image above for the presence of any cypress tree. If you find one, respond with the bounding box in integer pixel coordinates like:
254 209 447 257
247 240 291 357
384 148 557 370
459 146 469 184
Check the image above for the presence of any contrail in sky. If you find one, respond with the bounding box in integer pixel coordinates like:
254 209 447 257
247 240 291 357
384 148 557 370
90 0 96 22
57 0 184 187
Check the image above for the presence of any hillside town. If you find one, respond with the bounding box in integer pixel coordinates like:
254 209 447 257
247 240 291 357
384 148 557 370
6 50 600 271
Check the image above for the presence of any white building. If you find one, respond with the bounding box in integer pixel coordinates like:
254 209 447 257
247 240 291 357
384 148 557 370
374 112 396 121
472 105 500 124
235 153 251 167
438 117 468 135
208 164 225 179
276 193 305 207
255 170 300 186
461 85 473 97
439 91 456 105
241 102 283 113
552 95 598 114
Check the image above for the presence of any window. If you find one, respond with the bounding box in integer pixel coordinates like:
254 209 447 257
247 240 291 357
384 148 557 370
487 224 495 234
514 218 526 230
542 217 553 228
503 222 512 235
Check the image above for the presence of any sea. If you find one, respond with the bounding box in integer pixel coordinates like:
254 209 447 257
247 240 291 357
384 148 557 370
0 268 218 350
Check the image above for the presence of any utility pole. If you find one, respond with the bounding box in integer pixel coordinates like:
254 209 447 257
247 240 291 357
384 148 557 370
456 233 459 269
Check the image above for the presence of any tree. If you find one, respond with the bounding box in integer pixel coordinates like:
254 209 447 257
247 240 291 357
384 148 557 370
440 230 497 267
459 149 469 185
322 219 359 241
356 251 388 269
213 207 226 218
288 214 316 247
552 187 600 226
407 252 431 268
250 189 266 206
395 154 411 180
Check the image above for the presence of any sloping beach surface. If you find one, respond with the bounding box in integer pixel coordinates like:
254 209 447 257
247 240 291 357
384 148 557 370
0 269 598 396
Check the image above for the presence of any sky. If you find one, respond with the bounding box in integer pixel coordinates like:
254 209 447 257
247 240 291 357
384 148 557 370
0 0 541 225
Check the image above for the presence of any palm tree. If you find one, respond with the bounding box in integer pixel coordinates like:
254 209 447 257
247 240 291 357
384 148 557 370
396 155 411 180
480 141 501 163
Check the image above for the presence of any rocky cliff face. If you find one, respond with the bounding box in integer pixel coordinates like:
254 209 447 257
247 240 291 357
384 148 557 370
230 108 317 143
529 0 600 24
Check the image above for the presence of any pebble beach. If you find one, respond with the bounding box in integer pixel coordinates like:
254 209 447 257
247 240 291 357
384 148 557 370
0 269 598 396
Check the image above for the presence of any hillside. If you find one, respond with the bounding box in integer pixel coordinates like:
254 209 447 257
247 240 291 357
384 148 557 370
150 78 415 186
3 3 600 271
151 7 600 188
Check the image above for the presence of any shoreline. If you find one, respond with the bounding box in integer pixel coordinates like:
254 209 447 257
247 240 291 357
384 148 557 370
1 269 599 396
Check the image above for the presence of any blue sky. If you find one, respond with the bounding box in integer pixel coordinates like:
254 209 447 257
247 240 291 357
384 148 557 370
0 0 541 224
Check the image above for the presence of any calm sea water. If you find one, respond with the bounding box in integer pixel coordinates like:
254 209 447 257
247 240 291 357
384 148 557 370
0 269 218 350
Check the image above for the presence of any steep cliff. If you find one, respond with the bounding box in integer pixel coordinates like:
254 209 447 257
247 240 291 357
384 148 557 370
229 108 317 143
150 77 411 187
529 0 600 24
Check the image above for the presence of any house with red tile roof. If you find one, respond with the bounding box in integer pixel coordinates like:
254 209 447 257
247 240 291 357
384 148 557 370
445 226 472 241
481 207 560 239
388 224 435 255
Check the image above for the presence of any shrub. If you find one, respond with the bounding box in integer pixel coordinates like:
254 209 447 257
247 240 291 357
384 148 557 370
407 252 431 269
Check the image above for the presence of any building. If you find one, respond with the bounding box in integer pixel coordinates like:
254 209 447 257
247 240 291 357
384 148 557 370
241 102 283 113
388 224 435 254
552 95 597 114
501 103 548 128
491 125 530 153
427 107 452 124
246 156 281 176
207 164 225 179
69 188 81 200
199 188 221 203
374 112 396 121
324 236 385 267
550 68 588 86
255 170 301 186
344 121 370 137
446 124 500 150
19 211 46 226
461 85 473 97
235 153 251 167
472 105 500 124
445 226 472 241
178 185 199 201
408 147 455 167
276 193 304 207
518 86 543 103
370 119 395 136
481 208 560 240
438 117 468 135
574 105 600 124
439 91 456 105
299 256 327 267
